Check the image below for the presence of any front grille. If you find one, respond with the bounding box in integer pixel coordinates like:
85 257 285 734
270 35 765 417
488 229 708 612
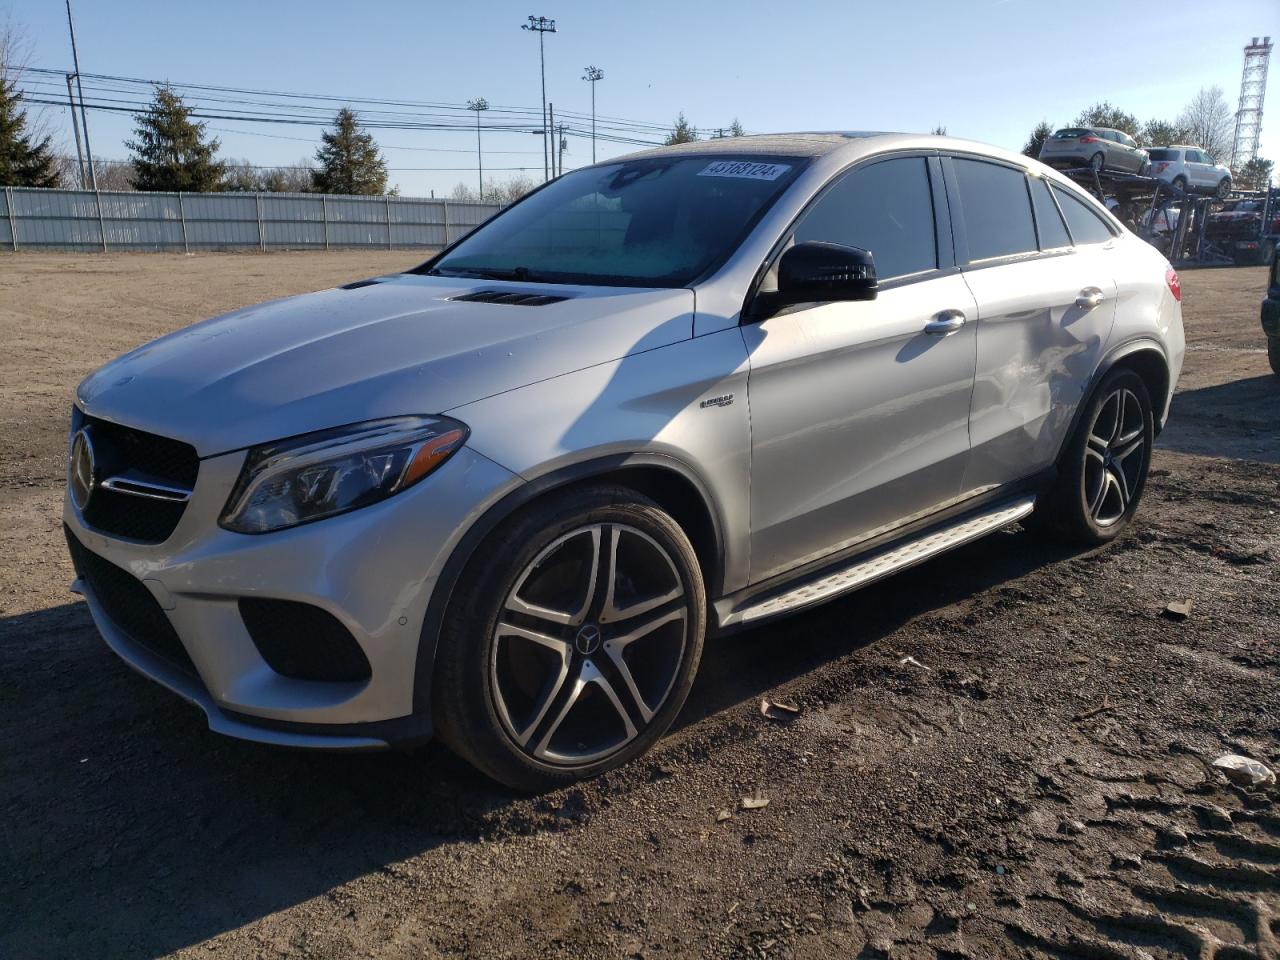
65 527 199 678
76 413 199 544
239 598 372 683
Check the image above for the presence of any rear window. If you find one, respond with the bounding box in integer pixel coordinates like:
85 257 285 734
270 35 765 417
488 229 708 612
953 159 1038 261
1147 149 1180 161
1030 178 1071 249
1053 129 1089 139
1052 186 1115 245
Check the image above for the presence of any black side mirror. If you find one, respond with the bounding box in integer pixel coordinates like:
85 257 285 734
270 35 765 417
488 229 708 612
769 242 878 313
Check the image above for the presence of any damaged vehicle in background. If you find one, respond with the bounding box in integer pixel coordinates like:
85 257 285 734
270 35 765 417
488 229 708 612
65 132 1184 790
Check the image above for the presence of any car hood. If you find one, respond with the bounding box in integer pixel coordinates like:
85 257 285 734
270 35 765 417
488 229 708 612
76 274 695 457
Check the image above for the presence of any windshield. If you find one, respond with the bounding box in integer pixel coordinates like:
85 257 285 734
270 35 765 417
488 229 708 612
422 155 806 287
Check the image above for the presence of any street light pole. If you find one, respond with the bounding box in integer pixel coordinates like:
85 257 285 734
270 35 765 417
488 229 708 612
467 98 489 199
522 16 557 182
64 0 97 189
582 66 603 164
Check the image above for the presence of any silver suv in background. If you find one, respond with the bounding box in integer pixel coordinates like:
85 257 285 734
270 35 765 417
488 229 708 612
66 133 1184 790
1147 146 1233 198
1039 126 1149 174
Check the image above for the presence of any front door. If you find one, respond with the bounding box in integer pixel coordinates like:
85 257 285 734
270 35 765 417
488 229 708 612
743 155 978 583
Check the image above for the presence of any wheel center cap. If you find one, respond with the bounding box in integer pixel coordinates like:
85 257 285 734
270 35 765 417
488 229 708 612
574 623 602 656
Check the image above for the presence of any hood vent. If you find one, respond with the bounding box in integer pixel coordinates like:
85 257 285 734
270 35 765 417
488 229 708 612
339 277 387 290
452 290 568 307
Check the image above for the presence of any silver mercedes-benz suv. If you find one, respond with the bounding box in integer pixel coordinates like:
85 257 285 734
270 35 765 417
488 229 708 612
65 133 1184 789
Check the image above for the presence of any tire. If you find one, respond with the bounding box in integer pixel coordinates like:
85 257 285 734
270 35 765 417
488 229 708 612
1172 175 1188 194
1216 177 1231 200
432 484 706 791
1269 337 1280 377
1033 368 1154 545
1089 152 1105 173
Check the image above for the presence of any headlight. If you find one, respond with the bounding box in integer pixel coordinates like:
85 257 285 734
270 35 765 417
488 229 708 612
219 416 468 534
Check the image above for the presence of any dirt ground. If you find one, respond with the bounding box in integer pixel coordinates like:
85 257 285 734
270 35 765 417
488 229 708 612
1 252 1277 960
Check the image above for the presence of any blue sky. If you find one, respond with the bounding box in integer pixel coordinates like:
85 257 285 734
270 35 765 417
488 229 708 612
6 0 1278 197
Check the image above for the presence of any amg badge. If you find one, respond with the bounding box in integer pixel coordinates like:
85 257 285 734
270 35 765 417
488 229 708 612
700 393 735 409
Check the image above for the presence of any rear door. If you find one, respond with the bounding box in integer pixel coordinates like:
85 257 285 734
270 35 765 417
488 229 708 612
1186 150 1210 187
945 157 1119 494
743 155 979 582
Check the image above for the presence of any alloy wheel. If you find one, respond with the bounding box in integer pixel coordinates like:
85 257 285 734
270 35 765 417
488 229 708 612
490 523 689 766
1082 387 1146 527
1090 152 1105 172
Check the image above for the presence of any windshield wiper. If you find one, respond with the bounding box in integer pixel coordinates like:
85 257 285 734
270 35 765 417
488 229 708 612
431 265 545 282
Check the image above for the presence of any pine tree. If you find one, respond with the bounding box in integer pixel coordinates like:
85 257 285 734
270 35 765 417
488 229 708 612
664 113 698 146
1021 121 1054 159
728 119 745 138
126 85 225 191
312 108 388 195
0 73 59 187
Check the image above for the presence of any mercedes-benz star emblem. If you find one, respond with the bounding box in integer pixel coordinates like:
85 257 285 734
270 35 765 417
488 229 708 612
69 428 96 512
574 623 602 656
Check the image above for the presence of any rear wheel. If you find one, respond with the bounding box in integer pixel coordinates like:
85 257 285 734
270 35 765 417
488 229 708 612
433 484 706 791
1172 175 1189 194
1269 337 1280 377
1033 368 1154 545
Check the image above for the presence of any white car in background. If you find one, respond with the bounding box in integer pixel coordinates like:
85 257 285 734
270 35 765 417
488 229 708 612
1146 146 1232 199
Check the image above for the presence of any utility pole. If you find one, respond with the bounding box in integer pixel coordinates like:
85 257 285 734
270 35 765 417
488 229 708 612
557 123 567 177
522 15 556 182
64 0 97 189
582 66 603 163
548 102 556 177
64 73 86 188
467 98 489 199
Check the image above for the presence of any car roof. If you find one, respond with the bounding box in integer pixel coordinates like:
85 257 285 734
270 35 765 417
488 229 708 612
612 131 1036 169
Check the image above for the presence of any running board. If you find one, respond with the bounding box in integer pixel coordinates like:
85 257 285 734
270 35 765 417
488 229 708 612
722 495 1037 628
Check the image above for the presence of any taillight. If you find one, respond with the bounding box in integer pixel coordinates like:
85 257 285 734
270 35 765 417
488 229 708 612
1079 135 1100 143
1166 267 1181 302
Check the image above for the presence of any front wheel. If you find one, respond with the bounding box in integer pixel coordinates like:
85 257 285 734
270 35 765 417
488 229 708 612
1089 152 1105 173
1216 178 1231 200
1033 368 1154 545
433 484 706 791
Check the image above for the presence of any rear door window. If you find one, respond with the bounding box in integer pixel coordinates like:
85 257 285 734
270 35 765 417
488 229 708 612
1052 186 1115 245
792 157 938 280
952 158 1038 261
1030 178 1071 249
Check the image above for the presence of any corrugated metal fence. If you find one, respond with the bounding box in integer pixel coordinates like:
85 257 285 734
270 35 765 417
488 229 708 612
0 187 502 253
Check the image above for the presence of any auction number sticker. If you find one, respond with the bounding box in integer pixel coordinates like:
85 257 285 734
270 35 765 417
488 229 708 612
697 161 791 181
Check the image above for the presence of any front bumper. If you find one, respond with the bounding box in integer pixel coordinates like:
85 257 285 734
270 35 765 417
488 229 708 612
64 441 520 749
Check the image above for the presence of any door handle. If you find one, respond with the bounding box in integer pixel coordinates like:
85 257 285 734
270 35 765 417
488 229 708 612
923 310 967 336
1075 287 1105 309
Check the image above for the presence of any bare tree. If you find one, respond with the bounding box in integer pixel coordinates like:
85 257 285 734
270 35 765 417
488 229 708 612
89 159 135 191
1177 87 1234 163
451 174 535 205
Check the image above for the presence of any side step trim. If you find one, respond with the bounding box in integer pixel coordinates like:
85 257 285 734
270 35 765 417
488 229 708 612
722 495 1036 628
